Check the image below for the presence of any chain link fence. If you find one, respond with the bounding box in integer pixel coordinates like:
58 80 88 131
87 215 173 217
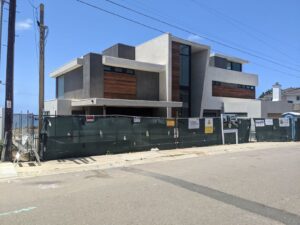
12 113 39 158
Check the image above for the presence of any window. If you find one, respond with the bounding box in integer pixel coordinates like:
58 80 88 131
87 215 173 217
104 65 113 72
297 96 300 101
288 100 294 104
179 44 191 117
226 62 232 70
114 67 123 73
57 76 64 99
231 62 242 72
226 61 242 72
104 66 135 75
212 80 255 99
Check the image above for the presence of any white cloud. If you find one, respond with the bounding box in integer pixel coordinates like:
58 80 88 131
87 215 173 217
16 18 33 31
187 34 202 43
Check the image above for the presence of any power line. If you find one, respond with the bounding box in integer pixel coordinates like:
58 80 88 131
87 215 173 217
87 0 300 74
187 0 300 66
77 0 165 34
115 0 300 68
76 0 300 77
211 49 300 79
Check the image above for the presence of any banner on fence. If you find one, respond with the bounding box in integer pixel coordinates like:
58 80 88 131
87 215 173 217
205 118 214 134
265 119 273 126
255 120 265 127
279 118 290 127
188 118 200 129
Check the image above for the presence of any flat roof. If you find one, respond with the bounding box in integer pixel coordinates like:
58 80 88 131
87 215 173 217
50 58 83 78
103 55 165 72
210 53 249 64
71 98 183 108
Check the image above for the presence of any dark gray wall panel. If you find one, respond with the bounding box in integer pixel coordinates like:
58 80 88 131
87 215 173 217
63 67 83 99
103 44 135 60
136 70 159 101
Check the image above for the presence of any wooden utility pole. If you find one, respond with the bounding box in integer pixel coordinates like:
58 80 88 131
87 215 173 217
38 3 45 155
4 0 16 160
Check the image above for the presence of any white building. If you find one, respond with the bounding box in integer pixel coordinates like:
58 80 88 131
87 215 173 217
45 33 292 118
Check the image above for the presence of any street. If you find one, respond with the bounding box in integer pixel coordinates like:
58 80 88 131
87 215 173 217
1 145 300 225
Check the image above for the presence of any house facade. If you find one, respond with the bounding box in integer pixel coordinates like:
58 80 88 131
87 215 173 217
45 33 262 118
260 83 300 113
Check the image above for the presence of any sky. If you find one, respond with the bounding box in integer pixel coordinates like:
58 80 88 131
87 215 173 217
0 0 299 113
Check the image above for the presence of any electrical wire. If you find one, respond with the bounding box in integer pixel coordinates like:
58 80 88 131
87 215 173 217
187 0 300 66
79 0 300 74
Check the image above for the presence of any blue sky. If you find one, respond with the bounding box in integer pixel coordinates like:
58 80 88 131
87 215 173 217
1 0 299 113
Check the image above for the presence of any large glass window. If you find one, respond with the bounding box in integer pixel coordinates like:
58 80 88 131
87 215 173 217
226 61 242 72
179 44 191 117
57 76 64 99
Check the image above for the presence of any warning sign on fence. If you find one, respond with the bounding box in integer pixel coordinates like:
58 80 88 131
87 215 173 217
279 118 290 127
188 118 200 129
205 118 213 134
166 119 175 127
265 119 273 126
255 120 265 127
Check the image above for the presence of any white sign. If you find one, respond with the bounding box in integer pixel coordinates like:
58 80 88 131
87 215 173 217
265 119 273 126
133 117 141 123
188 118 200 129
255 120 265 127
279 118 290 127
6 100 11 109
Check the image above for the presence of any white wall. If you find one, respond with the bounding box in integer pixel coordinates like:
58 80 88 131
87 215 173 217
201 66 259 116
261 101 293 117
224 100 261 118
136 33 171 116
45 99 72 115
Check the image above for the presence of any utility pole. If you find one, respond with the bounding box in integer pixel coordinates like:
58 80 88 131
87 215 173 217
38 3 45 155
4 0 16 160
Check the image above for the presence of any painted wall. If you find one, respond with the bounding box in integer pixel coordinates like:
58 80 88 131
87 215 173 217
190 50 209 117
136 70 159 101
63 67 83 99
261 101 293 118
83 53 104 98
201 66 258 116
136 34 171 105
103 44 135 60
44 99 72 115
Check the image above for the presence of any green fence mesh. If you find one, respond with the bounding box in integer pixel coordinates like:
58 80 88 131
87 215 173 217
254 118 292 142
294 119 300 141
41 116 252 160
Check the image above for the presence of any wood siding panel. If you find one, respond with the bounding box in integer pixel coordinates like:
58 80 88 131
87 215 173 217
212 84 255 99
104 72 137 99
172 42 181 102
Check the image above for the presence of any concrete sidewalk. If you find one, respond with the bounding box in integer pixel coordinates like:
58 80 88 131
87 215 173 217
0 142 298 181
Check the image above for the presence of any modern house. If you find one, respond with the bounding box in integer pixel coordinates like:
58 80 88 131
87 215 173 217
45 33 289 118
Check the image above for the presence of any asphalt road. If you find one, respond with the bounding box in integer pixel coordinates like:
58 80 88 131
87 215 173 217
1 145 300 225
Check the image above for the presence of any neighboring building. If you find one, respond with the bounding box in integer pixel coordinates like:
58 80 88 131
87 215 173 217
45 33 288 118
260 83 300 113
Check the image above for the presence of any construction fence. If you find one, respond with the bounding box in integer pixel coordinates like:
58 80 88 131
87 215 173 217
40 115 252 160
12 113 39 153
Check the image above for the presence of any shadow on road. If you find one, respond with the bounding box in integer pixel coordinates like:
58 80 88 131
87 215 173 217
121 167 300 225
